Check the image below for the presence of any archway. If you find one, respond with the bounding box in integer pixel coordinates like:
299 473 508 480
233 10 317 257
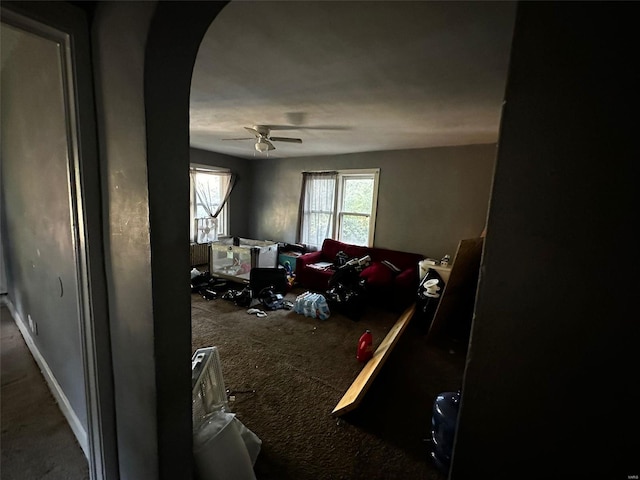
143 2 228 478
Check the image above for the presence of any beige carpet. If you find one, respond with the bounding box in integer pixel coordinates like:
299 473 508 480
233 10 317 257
1 304 89 480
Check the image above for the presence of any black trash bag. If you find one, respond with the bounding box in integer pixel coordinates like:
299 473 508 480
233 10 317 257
328 263 360 289
221 286 252 307
235 287 252 307
191 271 212 292
207 277 230 292
192 273 228 300
326 280 366 321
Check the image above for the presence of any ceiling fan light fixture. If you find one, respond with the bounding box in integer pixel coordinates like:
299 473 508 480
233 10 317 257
255 140 269 152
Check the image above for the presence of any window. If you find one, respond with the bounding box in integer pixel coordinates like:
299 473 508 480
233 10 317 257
299 169 379 248
189 166 234 242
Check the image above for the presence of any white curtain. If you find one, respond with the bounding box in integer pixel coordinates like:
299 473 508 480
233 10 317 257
190 169 237 242
298 171 337 249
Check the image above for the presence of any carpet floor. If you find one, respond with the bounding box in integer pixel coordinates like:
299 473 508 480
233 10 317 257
0 305 89 480
0 280 466 480
191 285 467 480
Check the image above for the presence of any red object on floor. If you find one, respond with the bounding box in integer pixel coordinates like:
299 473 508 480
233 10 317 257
356 330 373 362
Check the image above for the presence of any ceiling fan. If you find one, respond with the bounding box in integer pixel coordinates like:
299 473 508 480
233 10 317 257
222 125 302 153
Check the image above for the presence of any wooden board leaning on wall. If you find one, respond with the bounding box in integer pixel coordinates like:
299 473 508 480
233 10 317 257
426 237 484 343
331 237 484 417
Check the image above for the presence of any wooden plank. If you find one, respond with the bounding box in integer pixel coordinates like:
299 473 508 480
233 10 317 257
427 237 484 342
332 303 416 416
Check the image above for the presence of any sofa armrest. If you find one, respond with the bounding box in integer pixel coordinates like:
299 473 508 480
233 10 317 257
296 251 326 270
295 250 335 292
394 267 419 290
387 267 419 311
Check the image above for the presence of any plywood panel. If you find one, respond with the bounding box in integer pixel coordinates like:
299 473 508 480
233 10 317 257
427 238 484 342
332 304 415 416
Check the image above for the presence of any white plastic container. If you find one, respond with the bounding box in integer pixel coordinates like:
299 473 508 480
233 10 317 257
193 412 256 480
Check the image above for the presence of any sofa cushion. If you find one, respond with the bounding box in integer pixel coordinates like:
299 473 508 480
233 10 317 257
369 247 423 271
360 261 395 287
344 244 370 260
320 238 345 261
321 238 370 263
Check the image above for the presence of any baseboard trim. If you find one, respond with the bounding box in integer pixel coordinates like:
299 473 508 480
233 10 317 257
1 296 89 460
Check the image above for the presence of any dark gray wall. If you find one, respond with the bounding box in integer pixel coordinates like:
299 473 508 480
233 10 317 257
93 4 160 477
0 224 6 294
190 147 253 238
93 2 226 479
2 3 122 476
250 145 496 258
451 3 638 479
145 4 227 478
1 21 88 430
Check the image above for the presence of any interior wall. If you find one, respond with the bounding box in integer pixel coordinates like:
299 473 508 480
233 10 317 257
92 2 227 478
249 144 496 258
190 147 253 238
0 200 7 295
92 4 160 477
0 21 87 429
145 4 228 477
451 3 638 478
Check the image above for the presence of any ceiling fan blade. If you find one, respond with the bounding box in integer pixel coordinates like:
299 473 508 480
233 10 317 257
270 136 302 143
244 126 261 137
222 137 254 141
264 139 275 150
266 124 351 131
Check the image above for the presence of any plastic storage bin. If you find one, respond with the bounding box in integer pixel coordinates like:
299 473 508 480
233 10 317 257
209 238 278 282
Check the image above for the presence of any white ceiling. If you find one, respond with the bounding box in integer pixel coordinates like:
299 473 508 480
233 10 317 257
190 1 517 160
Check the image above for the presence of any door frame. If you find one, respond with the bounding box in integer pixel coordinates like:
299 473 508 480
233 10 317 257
1 4 117 479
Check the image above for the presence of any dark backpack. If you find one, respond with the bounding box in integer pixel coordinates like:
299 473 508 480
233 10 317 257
257 286 285 310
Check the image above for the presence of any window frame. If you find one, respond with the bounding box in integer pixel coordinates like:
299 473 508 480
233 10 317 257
335 170 380 247
300 168 379 247
189 165 230 241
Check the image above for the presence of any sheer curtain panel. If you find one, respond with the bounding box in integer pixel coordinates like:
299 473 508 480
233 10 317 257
299 171 337 249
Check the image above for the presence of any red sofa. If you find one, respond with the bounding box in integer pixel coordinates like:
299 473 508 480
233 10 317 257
295 238 425 311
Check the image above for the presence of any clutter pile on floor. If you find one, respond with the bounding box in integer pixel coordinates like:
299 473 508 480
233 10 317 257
190 268 294 312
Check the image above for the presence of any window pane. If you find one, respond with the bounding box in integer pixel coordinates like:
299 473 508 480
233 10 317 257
342 178 373 214
191 168 230 239
310 177 336 210
195 205 209 218
339 214 370 246
195 173 222 212
301 174 336 247
216 207 226 235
